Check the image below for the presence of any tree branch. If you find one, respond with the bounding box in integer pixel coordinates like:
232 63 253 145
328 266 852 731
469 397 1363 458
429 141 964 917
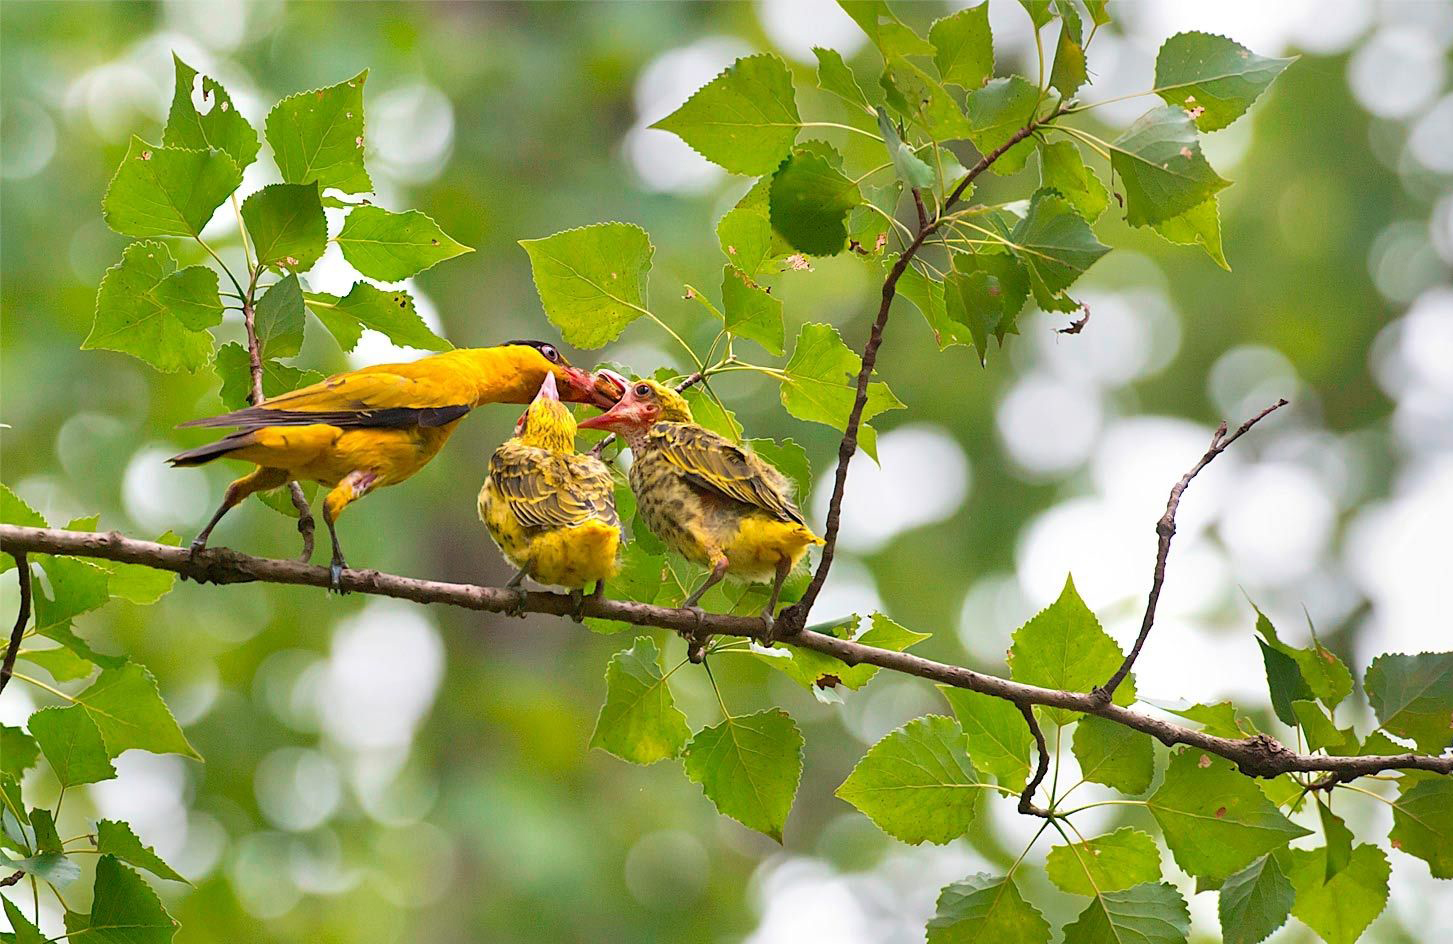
241 282 315 563
1017 703 1052 818
4 523 1448 783
778 103 1070 635
0 552 30 695
1096 398 1289 702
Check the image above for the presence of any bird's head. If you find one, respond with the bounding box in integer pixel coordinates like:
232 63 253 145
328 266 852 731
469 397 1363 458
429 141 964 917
498 340 620 409
577 378 693 434
513 372 578 452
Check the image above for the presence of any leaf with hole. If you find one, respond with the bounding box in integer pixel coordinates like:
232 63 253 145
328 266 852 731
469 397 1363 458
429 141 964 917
1154 32 1294 132
164 54 258 170
241 183 326 273
102 137 242 239
265 70 371 193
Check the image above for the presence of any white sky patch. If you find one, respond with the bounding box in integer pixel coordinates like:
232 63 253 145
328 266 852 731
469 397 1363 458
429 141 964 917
625 38 748 194
757 0 865 64
996 372 1103 477
317 601 445 751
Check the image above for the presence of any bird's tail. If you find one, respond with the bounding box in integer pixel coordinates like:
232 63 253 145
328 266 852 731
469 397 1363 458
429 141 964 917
167 431 257 466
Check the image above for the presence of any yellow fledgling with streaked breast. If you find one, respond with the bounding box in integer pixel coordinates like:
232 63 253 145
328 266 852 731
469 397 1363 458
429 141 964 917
577 379 822 626
479 373 622 599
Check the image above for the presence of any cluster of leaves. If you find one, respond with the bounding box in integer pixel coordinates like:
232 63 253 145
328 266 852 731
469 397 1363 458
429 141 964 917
84 54 470 459
2 485 194 940
519 4 1450 944
591 575 1453 944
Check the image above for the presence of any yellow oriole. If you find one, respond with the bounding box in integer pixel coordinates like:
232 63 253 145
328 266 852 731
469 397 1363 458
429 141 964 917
478 372 621 615
578 379 822 625
170 340 624 590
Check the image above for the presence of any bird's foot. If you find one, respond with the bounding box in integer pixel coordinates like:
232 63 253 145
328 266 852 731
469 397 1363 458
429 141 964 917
329 560 349 595
684 606 710 663
769 604 807 644
760 606 779 642
505 589 528 618
569 589 587 623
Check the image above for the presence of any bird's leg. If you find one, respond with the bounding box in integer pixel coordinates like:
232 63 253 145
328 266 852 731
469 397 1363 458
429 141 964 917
504 568 528 617
683 558 728 662
569 589 586 623
189 468 289 564
761 557 793 642
321 471 376 595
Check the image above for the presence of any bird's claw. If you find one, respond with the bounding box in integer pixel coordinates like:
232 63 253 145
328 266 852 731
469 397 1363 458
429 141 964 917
505 589 528 618
684 606 710 663
569 589 587 623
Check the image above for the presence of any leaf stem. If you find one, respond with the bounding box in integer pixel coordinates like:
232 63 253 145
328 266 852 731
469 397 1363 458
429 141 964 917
798 121 882 141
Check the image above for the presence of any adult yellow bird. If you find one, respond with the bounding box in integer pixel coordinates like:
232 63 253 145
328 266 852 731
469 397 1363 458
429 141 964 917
478 372 621 615
169 340 624 590
578 378 822 628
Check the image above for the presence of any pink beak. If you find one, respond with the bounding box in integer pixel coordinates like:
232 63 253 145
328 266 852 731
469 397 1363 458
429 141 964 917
537 372 559 402
577 391 638 431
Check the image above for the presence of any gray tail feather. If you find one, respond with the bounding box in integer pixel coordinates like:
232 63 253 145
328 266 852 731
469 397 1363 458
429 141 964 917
167 431 256 466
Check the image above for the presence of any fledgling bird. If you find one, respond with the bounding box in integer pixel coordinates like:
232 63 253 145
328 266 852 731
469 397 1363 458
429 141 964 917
169 340 625 591
578 379 822 630
478 372 622 616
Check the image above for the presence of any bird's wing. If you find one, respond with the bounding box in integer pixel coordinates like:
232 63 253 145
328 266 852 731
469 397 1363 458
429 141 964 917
489 446 619 531
650 423 804 524
181 360 473 430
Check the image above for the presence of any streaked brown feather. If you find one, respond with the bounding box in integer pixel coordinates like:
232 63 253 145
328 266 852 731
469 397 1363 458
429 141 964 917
488 444 620 532
647 422 804 525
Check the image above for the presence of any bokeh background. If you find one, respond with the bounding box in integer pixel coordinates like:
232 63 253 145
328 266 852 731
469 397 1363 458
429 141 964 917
2 1 1451 941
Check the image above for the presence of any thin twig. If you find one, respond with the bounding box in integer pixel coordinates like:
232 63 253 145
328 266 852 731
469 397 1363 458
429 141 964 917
1017 703 1052 818
0 870 22 888
241 275 316 562
4 523 1448 784
777 103 1070 636
1096 398 1289 702
0 552 30 695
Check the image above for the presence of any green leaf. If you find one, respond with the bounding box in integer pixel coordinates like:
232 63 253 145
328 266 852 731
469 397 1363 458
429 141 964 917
683 708 802 842
938 686 1033 791
519 222 652 349
769 144 862 257
876 107 934 190
84 241 221 373
96 820 187 884
1291 700 1351 753
926 872 1051 944
896 259 973 351
836 715 981 845
1039 140 1109 221
1084 0 1111 26
1049 1 1087 97
214 342 324 412
336 205 471 281
650 54 799 176
0 726 39 780
1154 32 1294 132
1147 748 1311 881
584 543 666 635
163 54 258 170
240 183 326 273
1285 844 1390 944
264 70 371 194
3 897 46 944
101 137 242 238
717 179 790 278
19 644 95 684
953 251 1031 344
33 556 110 631
1046 828 1163 896
1163 701 1259 739
1152 198 1229 270
306 283 451 353
1007 576 1134 725
779 322 904 462
840 1 935 58
881 56 972 142
65 855 177 944
944 267 1000 366
99 532 180 606
720 265 784 356
28 706 117 787
1218 853 1294 944
1110 105 1230 226
253 273 306 360
588 637 689 765
1011 188 1110 298
814 47 873 113
1072 714 1155 794
1256 608 1353 711
1017 0 1054 30
1388 776 1453 878
1257 637 1314 727
965 77 1040 176
1315 799 1354 881
1364 651 1453 753
75 663 201 760
0 484 47 536
30 809 61 854
1062 883 1190 944
0 850 81 888
930 4 993 89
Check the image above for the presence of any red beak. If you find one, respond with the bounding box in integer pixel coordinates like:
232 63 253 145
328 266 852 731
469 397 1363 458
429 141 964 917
577 394 637 432
556 365 603 405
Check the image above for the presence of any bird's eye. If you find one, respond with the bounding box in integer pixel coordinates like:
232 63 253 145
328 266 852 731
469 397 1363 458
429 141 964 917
634 383 652 398
540 344 558 363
